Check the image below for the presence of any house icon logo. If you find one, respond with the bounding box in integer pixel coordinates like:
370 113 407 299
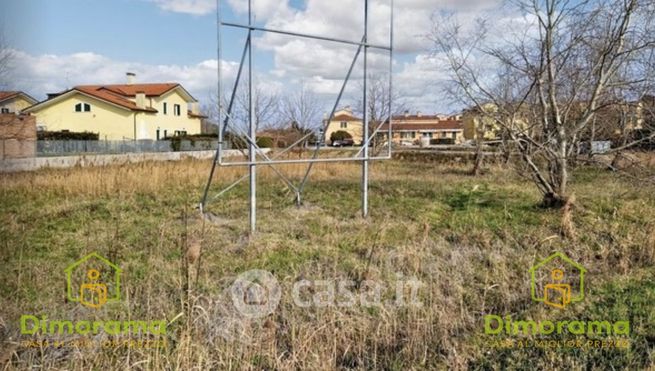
65 253 122 309
529 252 586 309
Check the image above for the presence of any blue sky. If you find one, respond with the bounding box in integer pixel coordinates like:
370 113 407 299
1 0 506 114
4 0 226 65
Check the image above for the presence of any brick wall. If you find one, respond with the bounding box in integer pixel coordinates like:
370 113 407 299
0 114 36 160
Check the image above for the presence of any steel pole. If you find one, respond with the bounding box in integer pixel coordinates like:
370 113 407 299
221 22 391 51
362 0 369 218
388 0 394 158
248 0 256 233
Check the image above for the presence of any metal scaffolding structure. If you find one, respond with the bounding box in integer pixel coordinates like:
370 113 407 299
200 0 394 233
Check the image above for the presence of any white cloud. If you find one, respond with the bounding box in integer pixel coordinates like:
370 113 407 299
226 0 292 20
9 0 522 115
147 0 216 15
238 0 505 103
8 50 238 104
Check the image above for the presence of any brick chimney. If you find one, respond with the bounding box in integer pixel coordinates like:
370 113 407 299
135 91 146 109
126 72 136 85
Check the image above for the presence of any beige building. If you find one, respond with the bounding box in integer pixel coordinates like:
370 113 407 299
378 112 464 145
23 75 204 140
0 91 38 114
462 104 504 141
324 108 364 145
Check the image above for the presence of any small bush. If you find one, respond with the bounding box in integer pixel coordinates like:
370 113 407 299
431 138 456 145
162 133 219 151
330 130 352 142
37 130 99 141
256 136 275 148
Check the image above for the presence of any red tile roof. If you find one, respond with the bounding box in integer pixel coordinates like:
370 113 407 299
0 91 20 101
74 86 158 113
27 83 199 113
393 114 445 121
0 91 37 105
80 83 179 97
330 113 363 121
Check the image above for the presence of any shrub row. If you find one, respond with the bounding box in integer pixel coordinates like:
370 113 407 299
37 131 99 141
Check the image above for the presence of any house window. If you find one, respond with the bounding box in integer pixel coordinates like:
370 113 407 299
1 108 9 114
452 132 457 139
423 133 433 139
441 132 448 138
75 103 91 112
174 104 181 116
340 122 347 129
401 132 413 139
174 130 187 137
163 103 168 115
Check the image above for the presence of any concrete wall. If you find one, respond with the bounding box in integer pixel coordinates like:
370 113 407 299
0 114 36 160
0 149 269 173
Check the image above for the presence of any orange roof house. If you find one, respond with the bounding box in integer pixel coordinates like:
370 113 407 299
23 74 204 140
378 112 464 145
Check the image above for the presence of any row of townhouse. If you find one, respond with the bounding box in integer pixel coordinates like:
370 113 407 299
323 98 654 147
0 73 205 141
323 107 467 146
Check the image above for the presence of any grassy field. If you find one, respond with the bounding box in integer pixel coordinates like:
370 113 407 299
0 157 654 370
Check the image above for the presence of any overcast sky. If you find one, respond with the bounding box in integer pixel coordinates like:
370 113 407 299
1 0 510 115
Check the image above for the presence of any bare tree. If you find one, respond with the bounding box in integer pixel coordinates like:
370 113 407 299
232 80 280 132
276 86 325 150
431 0 655 208
354 73 408 146
209 79 280 136
279 86 323 132
0 31 14 90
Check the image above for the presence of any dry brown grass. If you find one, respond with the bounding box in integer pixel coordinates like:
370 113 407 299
0 157 654 370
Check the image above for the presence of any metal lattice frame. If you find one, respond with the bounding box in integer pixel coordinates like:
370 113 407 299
201 0 394 233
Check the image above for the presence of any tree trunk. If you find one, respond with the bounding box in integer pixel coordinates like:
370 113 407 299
471 140 484 176
471 127 485 176
542 192 567 208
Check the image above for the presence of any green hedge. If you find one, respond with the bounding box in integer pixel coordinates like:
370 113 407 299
37 131 99 141
330 130 352 142
256 136 274 148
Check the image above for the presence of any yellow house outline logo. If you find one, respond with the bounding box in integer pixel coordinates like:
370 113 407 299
529 252 586 309
65 253 122 309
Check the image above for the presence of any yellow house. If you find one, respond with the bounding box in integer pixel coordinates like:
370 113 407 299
324 108 364 145
0 91 38 114
462 104 503 141
24 76 204 140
